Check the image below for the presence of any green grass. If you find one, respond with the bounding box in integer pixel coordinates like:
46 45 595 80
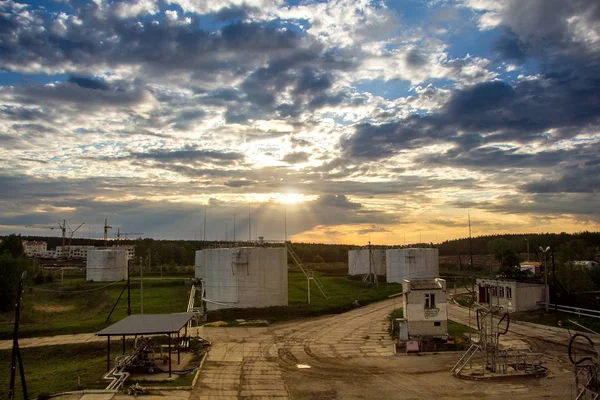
0 278 190 339
288 270 402 310
454 292 476 308
208 270 402 322
388 308 404 338
510 309 600 334
448 319 475 340
0 342 107 400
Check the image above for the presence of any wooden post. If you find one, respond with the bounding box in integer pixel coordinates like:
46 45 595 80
107 336 111 373
122 335 125 355
177 331 181 364
168 334 172 377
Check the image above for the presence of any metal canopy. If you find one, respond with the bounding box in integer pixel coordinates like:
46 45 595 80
96 313 193 336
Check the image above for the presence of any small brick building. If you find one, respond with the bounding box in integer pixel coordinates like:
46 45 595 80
402 278 448 338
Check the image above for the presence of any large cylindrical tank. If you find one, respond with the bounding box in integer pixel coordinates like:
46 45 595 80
194 247 288 311
348 249 386 276
386 248 439 283
86 249 128 282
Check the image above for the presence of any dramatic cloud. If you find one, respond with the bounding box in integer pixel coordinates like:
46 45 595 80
0 0 598 243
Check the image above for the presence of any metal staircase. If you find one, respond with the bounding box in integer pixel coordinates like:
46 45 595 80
452 343 480 375
287 246 329 300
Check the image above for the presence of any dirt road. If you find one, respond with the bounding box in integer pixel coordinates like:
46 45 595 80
192 296 575 400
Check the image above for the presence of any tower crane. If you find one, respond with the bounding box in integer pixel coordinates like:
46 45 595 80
66 222 85 258
104 219 112 247
116 228 144 241
26 220 68 256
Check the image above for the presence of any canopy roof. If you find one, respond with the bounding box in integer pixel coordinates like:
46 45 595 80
96 313 193 336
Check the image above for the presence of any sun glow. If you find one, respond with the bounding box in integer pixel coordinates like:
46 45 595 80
272 192 309 204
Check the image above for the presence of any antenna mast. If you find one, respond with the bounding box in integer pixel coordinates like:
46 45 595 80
468 211 473 270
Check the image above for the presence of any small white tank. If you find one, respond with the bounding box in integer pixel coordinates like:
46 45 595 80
348 249 386 276
386 248 439 283
194 247 287 311
86 249 128 282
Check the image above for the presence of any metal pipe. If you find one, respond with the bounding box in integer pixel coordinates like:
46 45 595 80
168 334 172 377
107 336 111 373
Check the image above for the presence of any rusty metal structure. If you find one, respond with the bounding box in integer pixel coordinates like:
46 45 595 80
452 305 546 379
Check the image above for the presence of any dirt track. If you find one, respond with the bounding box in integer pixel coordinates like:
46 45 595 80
192 295 576 400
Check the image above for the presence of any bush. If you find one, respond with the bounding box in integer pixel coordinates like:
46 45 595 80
34 270 46 285
313 255 325 263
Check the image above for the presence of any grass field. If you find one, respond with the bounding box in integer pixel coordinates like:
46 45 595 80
0 338 204 399
208 270 402 322
0 342 107 400
0 277 191 339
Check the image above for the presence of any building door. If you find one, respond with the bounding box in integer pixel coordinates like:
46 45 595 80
478 286 489 303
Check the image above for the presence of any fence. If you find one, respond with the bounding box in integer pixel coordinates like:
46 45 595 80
543 303 600 320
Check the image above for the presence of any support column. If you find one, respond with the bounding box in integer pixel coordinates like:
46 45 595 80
122 335 125 355
107 336 111 373
177 331 181 364
168 334 172 377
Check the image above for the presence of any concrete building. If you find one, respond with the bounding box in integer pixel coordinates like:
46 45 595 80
348 248 386 276
117 245 136 260
402 278 447 338
195 247 288 311
86 249 128 282
476 278 545 312
520 262 542 274
56 245 96 259
22 240 47 257
386 248 439 284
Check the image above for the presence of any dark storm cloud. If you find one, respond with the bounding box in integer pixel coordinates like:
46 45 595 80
315 194 361 209
4 82 152 110
405 49 427 67
130 148 244 163
282 151 310 164
0 2 305 78
493 30 528 63
522 165 600 193
67 76 110 91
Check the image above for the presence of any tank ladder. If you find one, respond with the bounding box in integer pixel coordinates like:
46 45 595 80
287 246 329 299
452 343 480 375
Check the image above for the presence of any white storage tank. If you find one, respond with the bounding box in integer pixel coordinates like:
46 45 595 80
86 249 128 282
348 249 386 276
386 248 439 283
194 247 288 311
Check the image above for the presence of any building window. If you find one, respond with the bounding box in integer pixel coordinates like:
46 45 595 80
492 286 497 296
506 287 512 299
425 293 436 308
499 286 504 298
434 321 441 327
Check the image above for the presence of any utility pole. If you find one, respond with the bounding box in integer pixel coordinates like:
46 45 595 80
552 249 557 315
284 205 287 243
203 204 207 243
141 253 145 314
233 213 236 243
540 246 551 312
248 203 251 242
8 272 28 400
525 238 530 262
468 212 473 270
127 262 131 316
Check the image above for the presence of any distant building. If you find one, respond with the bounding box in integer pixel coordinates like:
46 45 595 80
117 245 135 260
520 262 542 274
56 245 96 259
402 278 447 338
22 240 47 257
573 261 599 269
476 278 545 313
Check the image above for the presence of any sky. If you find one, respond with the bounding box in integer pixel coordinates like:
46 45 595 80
0 0 599 245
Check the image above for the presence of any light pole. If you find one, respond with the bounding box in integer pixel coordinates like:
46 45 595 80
540 246 550 312
524 238 529 262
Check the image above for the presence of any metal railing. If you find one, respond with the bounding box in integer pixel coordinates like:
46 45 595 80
542 303 600 320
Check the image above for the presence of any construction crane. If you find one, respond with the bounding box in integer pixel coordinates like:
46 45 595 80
26 220 68 256
66 222 85 258
116 228 143 241
104 219 112 247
